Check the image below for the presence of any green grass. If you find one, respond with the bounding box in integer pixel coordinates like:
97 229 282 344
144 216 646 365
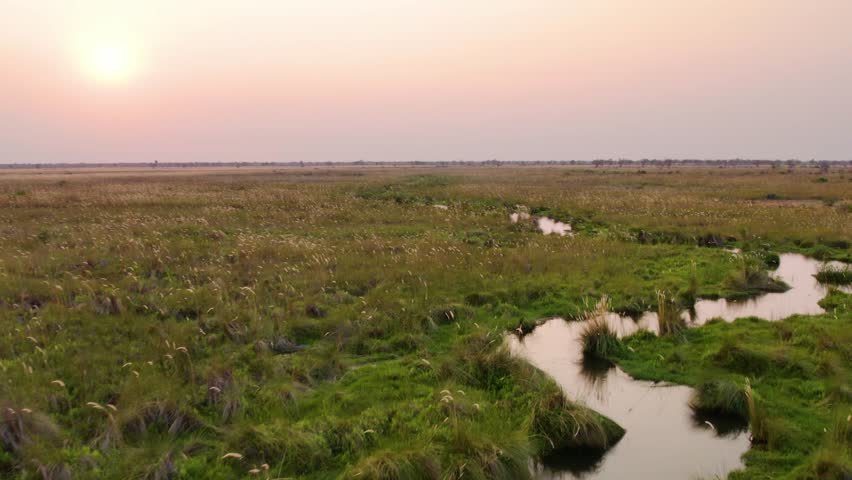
815 264 852 285
613 291 852 479
528 382 625 454
689 379 749 420
579 297 623 359
656 290 687 336
722 253 790 299
0 165 849 478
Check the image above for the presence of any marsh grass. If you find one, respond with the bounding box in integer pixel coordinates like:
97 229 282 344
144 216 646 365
799 447 852 480
656 290 686 336
0 166 848 478
724 253 789 298
342 448 441 480
618 310 851 478
679 261 700 306
0 407 62 454
579 297 622 359
801 415 852 479
228 421 332 473
442 427 532 480
818 288 850 314
528 381 624 454
815 263 852 285
688 379 749 420
439 331 518 391
744 379 775 446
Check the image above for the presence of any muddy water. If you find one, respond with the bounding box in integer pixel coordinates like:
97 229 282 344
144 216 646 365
509 253 838 479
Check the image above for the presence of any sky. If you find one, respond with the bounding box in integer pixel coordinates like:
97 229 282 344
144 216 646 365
1 0 851 163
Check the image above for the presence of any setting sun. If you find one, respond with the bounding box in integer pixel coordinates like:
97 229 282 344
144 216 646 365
81 43 138 84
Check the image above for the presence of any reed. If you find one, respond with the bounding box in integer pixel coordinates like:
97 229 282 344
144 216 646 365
744 378 770 445
815 263 852 285
656 290 686 336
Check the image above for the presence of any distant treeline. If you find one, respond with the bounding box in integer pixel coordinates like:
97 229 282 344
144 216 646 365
1 159 850 169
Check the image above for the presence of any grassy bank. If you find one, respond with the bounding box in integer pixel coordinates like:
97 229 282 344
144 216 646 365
612 290 852 479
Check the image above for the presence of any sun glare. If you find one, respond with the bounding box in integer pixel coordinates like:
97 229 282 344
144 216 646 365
82 43 138 85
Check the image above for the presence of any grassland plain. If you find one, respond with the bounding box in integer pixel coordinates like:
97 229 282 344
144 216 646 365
0 165 849 479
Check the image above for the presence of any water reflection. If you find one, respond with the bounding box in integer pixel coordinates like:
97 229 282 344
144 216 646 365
691 254 839 323
509 253 837 479
510 212 573 236
577 357 615 404
536 447 608 479
537 217 573 236
691 410 750 439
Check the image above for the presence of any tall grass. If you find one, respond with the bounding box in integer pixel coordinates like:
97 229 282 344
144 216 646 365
724 253 788 297
656 290 686 336
679 261 700 306
744 378 771 445
815 263 852 285
794 414 852 480
0 166 847 478
528 380 624 454
579 296 622 359
688 379 748 420
342 448 440 480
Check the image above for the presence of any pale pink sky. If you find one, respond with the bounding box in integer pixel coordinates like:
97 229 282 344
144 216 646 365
2 0 851 163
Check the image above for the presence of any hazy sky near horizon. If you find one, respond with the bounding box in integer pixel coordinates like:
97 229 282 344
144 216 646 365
2 1 851 163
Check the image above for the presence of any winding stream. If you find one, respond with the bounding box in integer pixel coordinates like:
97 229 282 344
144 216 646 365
508 253 841 479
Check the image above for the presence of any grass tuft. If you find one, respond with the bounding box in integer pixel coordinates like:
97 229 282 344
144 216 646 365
439 331 518 391
723 253 789 298
656 290 686 336
815 263 852 285
341 448 441 480
688 379 749 420
228 421 332 473
528 380 624 455
579 296 622 359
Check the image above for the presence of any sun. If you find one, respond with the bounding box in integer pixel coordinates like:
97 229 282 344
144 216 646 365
82 43 138 85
